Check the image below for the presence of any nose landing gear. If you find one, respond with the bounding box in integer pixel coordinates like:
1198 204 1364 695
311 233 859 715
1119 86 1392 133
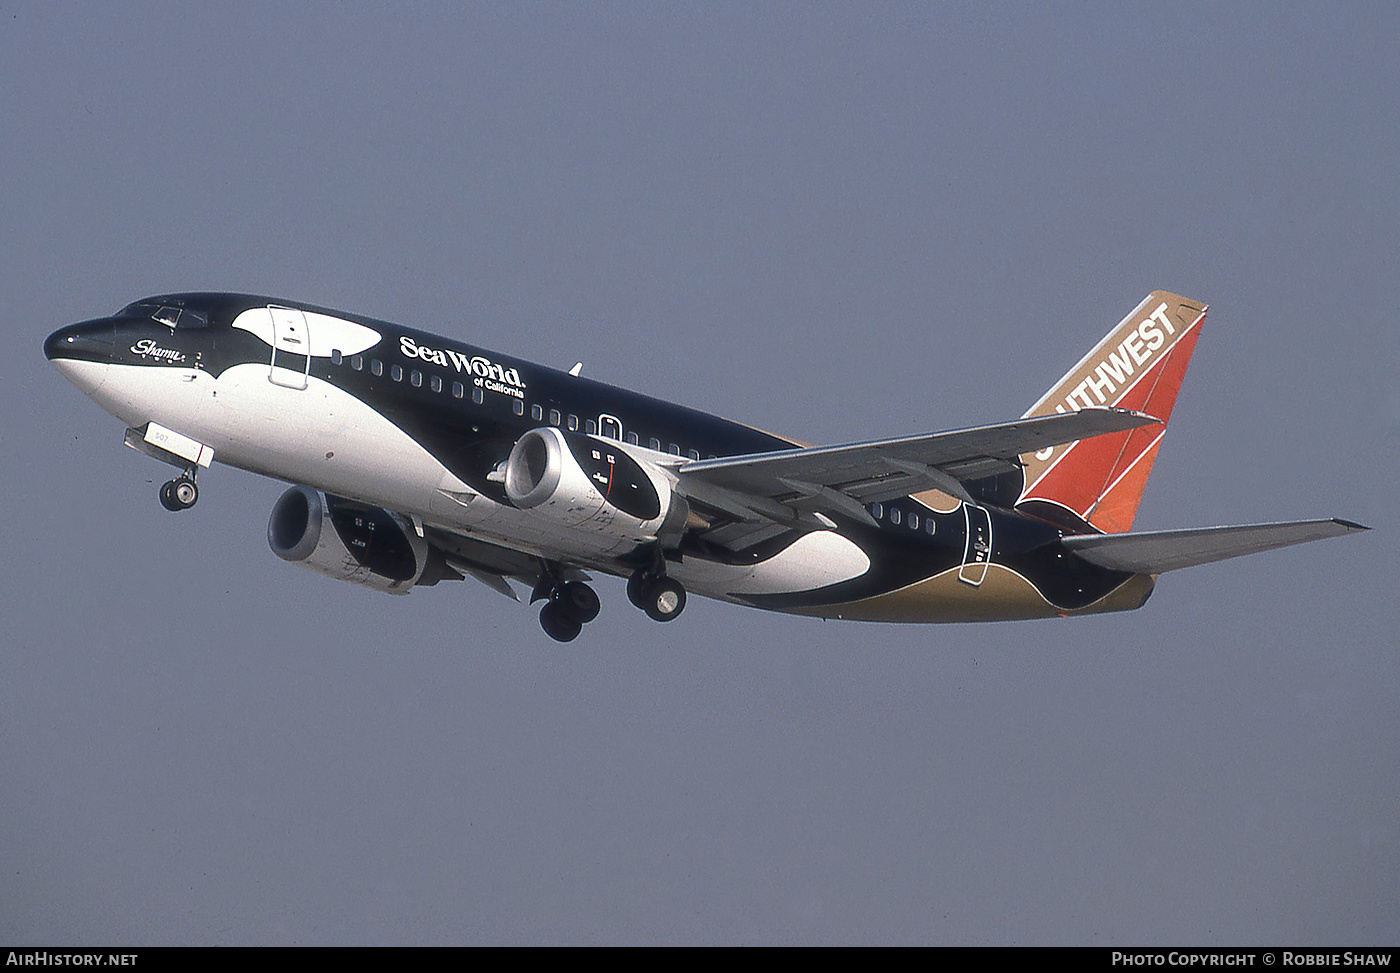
158 472 199 511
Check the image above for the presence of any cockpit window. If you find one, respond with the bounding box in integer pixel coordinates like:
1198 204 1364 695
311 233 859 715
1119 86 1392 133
118 302 209 328
118 301 160 319
160 307 210 328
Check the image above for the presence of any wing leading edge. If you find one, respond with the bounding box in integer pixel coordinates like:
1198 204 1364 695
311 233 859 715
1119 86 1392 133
1062 518 1369 574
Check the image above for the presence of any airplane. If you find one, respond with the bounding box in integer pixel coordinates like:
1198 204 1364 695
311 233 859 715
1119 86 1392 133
44 289 1367 641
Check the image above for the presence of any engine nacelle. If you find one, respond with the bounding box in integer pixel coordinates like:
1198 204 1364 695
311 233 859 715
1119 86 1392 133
268 486 433 594
504 426 687 546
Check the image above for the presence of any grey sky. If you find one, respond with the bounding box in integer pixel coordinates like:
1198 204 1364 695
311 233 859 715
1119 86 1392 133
3 2 1396 945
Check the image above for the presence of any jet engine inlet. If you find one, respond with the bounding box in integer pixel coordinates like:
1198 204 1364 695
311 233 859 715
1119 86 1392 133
267 485 433 594
502 426 688 550
504 428 563 509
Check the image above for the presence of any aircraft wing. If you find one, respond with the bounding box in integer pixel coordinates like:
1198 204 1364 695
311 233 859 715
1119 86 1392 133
677 407 1157 544
1061 519 1369 574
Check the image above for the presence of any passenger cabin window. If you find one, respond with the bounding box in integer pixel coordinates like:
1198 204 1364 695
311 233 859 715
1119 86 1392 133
627 433 640 445
649 438 661 451
870 502 884 519
410 369 422 388
688 449 700 461
451 381 464 399
890 508 901 525
390 364 403 382
350 355 363 371
370 359 383 377
585 419 596 435
567 415 579 431
331 349 343 366
430 375 443 393
549 409 561 426
531 404 543 421
668 444 681 456
513 399 525 416
472 388 484 405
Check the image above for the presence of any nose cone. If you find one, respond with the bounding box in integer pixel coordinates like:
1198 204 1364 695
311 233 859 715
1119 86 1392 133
46 318 116 395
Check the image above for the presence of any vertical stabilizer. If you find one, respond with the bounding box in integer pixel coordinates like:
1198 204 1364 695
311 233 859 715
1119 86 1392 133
1015 291 1207 533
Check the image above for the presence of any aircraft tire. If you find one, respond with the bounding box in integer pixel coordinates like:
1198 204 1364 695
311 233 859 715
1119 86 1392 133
555 581 600 624
159 481 180 511
172 477 199 509
642 577 686 623
540 602 583 642
626 571 649 610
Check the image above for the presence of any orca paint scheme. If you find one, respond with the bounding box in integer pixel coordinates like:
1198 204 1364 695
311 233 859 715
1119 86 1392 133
45 290 1366 641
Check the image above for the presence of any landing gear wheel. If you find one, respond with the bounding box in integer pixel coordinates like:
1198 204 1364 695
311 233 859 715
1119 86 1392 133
172 477 198 508
555 581 600 624
641 576 686 623
627 571 649 610
539 601 583 642
160 476 198 511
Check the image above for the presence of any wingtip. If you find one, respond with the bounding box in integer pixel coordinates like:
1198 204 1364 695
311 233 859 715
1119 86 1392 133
1124 407 1163 424
1099 406 1163 427
1333 518 1371 532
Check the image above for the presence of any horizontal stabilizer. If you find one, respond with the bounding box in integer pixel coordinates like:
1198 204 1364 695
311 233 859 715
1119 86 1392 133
1062 519 1369 574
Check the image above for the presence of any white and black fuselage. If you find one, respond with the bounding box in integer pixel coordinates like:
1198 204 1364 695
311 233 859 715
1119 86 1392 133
47 292 1360 640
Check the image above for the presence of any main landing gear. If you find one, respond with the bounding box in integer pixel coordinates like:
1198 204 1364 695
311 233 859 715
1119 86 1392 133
627 571 687 623
536 579 601 643
158 471 199 512
533 568 689 641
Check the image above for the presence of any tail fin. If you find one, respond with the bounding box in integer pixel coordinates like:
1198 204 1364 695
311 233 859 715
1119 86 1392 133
1015 290 1207 533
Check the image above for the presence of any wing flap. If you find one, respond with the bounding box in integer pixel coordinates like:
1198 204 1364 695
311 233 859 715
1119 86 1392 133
445 559 522 601
1062 519 1369 574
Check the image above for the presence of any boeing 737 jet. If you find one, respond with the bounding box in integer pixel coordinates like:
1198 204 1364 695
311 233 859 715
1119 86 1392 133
45 290 1366 641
